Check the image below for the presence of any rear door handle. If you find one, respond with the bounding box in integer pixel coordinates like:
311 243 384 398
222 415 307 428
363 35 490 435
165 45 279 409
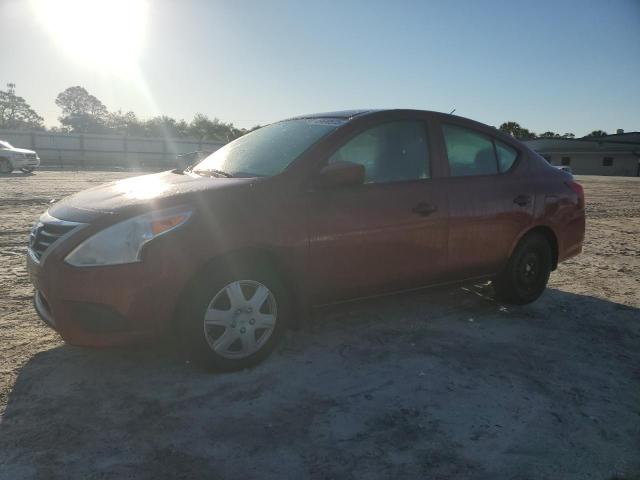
412 202 438 216
513 195 531 207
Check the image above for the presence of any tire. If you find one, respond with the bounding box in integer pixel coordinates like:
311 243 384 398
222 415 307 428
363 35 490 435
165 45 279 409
0 158 13 174
179 261 290 371
21 167 34 173
493 232 552 305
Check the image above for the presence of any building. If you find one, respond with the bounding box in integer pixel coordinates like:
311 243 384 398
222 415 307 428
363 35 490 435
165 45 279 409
526 131 640 176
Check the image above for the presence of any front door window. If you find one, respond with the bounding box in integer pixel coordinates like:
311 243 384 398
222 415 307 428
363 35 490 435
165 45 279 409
328 121 430 183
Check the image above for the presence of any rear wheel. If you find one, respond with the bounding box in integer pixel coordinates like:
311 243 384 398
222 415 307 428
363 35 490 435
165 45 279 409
493 232 552 305
180 262 289 371
0 158 13 174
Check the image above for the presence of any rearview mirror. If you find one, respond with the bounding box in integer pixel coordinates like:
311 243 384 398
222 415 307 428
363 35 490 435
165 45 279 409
316 161 365 189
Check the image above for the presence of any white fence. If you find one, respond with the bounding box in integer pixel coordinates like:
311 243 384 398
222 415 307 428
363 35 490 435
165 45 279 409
0 129 225 170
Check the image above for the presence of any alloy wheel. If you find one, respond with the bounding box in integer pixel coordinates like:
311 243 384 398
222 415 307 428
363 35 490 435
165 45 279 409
516 251 542 292
203 280 277 359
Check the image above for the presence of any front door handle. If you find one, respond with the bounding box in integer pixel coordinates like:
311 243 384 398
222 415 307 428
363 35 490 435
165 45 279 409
412 202 438 216
513 195 531 207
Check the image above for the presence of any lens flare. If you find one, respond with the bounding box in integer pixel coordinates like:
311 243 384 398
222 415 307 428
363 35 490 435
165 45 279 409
31 0 148 74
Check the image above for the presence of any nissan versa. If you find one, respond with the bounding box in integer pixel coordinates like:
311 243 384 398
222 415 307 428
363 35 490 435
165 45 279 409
27 110 585 370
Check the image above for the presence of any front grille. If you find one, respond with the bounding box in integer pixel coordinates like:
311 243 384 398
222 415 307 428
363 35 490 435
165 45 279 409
29 214 82 261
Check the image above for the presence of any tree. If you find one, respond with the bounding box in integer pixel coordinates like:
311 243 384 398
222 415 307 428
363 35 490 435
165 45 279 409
107 110 145 136
587 130 607 137
561 132 575 139
187 114 245 142
539 131 561 138
144 116 189 138
0 83 44 130
499 121 537 140
174 119 190 137
55 86 109 133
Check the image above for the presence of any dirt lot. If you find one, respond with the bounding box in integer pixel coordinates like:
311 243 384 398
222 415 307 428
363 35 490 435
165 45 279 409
1 171 639 479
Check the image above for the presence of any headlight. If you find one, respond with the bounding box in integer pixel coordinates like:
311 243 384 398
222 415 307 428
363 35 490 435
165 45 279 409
65 207 192 267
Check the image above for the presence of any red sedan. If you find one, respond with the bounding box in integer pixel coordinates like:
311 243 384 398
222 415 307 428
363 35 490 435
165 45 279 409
27 110 585 370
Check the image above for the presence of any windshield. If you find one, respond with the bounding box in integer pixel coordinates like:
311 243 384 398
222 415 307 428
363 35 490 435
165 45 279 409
192 118 344 177
0 141 12 149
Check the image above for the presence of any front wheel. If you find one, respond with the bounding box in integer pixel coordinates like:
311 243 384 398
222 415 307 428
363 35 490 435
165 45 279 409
0 158 13 174
180 264 289 371
493 232 552 305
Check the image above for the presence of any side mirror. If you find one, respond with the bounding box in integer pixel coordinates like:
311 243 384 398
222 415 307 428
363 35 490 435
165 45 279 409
316 161 365 189
174 152 195 173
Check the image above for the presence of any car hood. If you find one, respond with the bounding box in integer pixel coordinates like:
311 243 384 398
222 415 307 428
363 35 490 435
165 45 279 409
48 170 254 223
7 147 36 154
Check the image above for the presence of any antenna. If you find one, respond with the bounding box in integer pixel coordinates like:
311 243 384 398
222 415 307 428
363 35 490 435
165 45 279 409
449 108 456 115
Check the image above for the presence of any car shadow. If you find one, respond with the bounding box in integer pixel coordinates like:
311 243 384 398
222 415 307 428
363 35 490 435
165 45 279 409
0 171 36 178
1 286 639 479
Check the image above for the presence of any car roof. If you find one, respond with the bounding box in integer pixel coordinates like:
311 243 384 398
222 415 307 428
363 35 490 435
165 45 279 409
280 109 517 144
284 109 382 121
283 108 479 124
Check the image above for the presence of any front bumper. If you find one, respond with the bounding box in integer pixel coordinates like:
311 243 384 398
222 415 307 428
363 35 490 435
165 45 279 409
26 239 194 347
14 157 40 169
33 290 56 328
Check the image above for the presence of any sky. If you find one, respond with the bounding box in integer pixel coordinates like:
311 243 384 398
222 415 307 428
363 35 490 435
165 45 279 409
1 0 639 136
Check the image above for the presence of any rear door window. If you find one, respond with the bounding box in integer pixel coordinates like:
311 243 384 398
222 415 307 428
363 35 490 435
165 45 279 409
442 124 497 177
495 140 518 172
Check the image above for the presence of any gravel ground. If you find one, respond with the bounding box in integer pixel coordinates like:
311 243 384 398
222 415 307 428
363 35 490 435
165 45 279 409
1 171 639 480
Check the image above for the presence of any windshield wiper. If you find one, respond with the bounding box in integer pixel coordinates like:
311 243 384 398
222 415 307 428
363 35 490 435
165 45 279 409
195 168 233 178
232 171 265 178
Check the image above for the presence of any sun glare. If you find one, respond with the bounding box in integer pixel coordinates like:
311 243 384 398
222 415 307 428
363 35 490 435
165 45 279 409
116 175 170 200
31 0 148 74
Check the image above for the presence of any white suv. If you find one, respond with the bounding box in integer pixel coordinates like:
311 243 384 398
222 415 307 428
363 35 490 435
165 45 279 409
0 140 41 174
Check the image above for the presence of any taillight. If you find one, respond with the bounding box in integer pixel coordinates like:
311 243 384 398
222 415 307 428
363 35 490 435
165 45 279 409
566 180 584 209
